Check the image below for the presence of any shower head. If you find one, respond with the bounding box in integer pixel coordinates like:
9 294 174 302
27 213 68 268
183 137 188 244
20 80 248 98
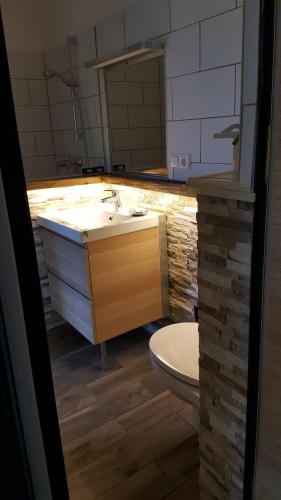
43 69 78 88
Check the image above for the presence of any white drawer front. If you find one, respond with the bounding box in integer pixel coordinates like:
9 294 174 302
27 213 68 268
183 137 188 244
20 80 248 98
49 273 95 344
42 229 92 298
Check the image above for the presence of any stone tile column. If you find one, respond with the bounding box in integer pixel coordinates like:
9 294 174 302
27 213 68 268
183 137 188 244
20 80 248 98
196 194 254 500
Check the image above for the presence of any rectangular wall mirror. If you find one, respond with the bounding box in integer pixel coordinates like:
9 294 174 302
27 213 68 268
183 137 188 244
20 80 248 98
104 56 167 178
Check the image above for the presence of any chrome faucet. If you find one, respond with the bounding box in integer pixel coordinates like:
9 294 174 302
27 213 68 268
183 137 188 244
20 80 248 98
101 190 122 210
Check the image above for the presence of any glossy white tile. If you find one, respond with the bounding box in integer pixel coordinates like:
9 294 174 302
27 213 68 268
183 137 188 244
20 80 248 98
242 0 259 104
16 106 51 132
170 0 236 31
18 132 37 157
167 120 200 162
23 157 57 180
76 65 99 98
239 104 256 186
35 131 54 156
50 102 74 130
29 80 48 105
81 96 102 128
172 66 235 120
11 79 30 106
166 25 199 78
86 128 104 157
201 116 240 164
201 8 243 70
235 64 242 115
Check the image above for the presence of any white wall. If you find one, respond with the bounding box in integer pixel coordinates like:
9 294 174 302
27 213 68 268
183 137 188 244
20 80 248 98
1 0 137 53
1 0 49 53
9 54 57 179
43 0 138 51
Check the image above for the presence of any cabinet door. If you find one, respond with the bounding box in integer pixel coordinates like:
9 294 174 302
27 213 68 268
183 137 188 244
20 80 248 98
41 229 92 298
88 227 164 343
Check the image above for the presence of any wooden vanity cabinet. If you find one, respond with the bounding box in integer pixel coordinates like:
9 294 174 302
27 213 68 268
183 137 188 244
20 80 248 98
42 226 168 344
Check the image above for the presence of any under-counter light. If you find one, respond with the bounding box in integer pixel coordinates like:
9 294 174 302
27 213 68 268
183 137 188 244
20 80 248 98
85 41 164 70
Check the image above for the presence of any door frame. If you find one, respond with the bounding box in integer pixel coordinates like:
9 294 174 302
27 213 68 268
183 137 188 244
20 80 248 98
243 0 277 498
0 9 69 500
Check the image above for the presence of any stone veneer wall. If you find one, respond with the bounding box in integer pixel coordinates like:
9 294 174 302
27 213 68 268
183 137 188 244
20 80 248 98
27 182 198 329
196 194 254 500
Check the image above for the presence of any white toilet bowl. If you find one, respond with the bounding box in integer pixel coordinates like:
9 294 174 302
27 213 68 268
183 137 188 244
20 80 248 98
149 322 200 430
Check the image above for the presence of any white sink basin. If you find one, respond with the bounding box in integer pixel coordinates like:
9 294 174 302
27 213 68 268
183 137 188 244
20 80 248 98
37 205 161 243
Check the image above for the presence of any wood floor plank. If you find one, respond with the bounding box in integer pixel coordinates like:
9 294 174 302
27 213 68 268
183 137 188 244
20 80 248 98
63 420 127 474
60 380 154 445
67 414 194 497
163 475 200 499
50 327 200 499
156 434 199 487
95 463 175 500
86 357 154 396
117 392 186 437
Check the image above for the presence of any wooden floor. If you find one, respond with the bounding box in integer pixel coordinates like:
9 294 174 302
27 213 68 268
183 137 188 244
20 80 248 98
48 325 200 500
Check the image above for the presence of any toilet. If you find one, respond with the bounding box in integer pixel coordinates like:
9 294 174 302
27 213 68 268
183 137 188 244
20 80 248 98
149 322 200 430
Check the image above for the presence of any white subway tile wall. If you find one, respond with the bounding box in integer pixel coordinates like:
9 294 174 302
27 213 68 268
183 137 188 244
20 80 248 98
44 32 104 173
9 51 56 180
97 0 243 179
239 104 256 186
170 0 236 31
200 8 243 70
165 25 200 78
106 57 166 171
201 116 240 164
167 121 201 162
235 63 242 116
172 66 236 120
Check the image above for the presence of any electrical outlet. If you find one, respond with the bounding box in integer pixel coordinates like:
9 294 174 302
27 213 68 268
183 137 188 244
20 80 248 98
82 166 104 174
178 154 191 169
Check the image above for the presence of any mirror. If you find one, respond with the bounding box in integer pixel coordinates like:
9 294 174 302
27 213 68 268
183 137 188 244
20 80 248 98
104 56 167 178
2 0 247 184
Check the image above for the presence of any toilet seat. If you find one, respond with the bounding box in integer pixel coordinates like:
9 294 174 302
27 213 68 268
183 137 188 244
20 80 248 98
149 323 199 387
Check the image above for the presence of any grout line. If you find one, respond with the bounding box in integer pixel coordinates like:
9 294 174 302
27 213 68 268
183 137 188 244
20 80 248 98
199 119 202 163
10 77 46 81
168 0 172 32
199 22 201 72
166 62 238 81
122 11 127 48
26 79 32 106
15 103 50 108
166 114 239 122
234 63 237 115
149 6 240 41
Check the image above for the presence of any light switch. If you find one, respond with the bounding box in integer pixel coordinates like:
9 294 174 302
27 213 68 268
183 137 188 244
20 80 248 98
168 154 179 168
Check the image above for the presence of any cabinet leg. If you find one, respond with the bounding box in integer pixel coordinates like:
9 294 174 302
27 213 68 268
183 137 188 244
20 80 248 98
100 342 108 371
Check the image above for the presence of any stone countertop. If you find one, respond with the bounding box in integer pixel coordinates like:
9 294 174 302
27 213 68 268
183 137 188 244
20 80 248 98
26 173 255 202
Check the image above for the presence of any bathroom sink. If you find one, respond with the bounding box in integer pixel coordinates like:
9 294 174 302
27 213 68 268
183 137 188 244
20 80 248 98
37 205 161 243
